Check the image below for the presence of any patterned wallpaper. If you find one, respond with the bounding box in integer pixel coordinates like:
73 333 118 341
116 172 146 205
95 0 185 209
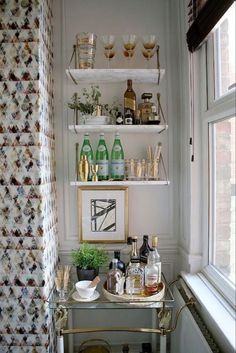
0 0 57 352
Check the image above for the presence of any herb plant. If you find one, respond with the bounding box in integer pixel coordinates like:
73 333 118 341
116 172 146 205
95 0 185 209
71 243 108 270
67 85 101 115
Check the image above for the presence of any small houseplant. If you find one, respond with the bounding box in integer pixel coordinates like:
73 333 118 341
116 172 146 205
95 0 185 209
67 85 101 124
71 243 108 281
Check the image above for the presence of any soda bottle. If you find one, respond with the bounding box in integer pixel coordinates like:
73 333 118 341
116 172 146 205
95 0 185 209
111 132 124 180
96 133 109 180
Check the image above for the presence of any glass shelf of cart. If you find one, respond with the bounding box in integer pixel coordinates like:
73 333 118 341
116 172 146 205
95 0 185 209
69 124 168 134
66 68 165 84
70 180 170 186
48 274 174 310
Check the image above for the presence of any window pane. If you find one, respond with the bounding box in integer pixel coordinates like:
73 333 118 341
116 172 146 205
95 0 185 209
210 117 235 285
213 3 235 99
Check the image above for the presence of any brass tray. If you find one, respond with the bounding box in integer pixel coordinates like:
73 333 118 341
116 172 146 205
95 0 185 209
102 282 165 306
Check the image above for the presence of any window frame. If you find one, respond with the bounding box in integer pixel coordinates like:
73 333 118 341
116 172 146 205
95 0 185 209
200 36 236 307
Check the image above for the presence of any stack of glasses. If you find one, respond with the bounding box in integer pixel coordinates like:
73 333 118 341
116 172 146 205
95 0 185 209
76 32 97 69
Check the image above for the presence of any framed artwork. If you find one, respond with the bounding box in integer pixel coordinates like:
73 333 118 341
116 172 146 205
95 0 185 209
78 186 128 243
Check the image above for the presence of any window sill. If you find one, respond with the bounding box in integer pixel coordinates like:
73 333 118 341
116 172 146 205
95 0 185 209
181 271 236 353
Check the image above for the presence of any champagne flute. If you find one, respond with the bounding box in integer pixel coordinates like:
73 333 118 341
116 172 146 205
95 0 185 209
122 34 137 66
142 35 156 68
101 35 115 68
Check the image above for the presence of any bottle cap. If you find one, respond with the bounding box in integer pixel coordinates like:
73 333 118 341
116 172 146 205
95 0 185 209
143 235 149 240
127 236 133 245
152 236 158 247
100 132 105 136
141 92 153 100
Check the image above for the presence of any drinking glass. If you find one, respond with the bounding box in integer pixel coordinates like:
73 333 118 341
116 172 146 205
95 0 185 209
142 35 156 68
122 35 137 65
101 35 115 68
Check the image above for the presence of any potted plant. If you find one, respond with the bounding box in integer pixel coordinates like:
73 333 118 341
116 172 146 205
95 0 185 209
67 85 102 124
71 243 108 281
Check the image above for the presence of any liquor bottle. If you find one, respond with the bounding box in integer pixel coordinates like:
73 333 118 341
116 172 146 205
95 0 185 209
109 250 126 273
107 258 122 294
138 93 154 124
152 235 162 283
111 132 125 180
144 249 160 295
120 236 133 265
80 133 94 180
116 111 124 125
126 237 145 294
96 133 109 180
147 105 161 125
124 79 136 125
139 235 152 264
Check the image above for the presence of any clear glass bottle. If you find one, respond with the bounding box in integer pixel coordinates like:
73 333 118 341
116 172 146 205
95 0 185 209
147 104 161 125
126 237 145 294
109 250 126 274
124 79 136 125
144 249 160 295
152 235 161 283
96 133 109 180
139 235 152 264
120 236 133 265
80 133 94 180
138 93 154 124
111 132 125 180
107 258 122 294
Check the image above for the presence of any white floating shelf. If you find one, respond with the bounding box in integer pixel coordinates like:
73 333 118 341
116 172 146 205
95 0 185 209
70 180 170 186
66 68 165 84
69 124 168 134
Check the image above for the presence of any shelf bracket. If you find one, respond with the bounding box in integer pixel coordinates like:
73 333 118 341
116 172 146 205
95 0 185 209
156 45 161 85
68 45 78 85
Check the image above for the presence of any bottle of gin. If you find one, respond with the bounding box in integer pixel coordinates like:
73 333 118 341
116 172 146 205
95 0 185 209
96 133 109 180
124 79 136 125
111 132 125 180
109 250 126 274
80 133 94 180
107 258 122 294
126 237 145 294
152 235 162 283
139 235 152 264
144 249 160 295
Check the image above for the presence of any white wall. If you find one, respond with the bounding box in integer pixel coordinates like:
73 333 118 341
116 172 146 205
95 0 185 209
53 0 180 276
53 0 181 349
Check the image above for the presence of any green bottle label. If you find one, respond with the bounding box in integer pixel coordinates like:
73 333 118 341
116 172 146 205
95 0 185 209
82 145 91 152
97 145 106 152
113 145 121 152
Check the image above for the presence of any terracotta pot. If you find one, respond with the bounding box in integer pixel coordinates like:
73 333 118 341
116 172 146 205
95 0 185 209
76 267 99 281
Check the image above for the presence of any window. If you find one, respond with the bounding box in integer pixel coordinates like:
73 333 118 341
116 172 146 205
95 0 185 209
209 117 235 285
213 4 235 99
201 3 235 305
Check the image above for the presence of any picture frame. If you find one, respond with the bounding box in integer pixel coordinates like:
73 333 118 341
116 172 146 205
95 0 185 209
78 186 128 243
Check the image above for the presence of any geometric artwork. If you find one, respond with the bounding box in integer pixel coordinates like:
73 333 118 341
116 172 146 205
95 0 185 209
91 199 116 232
79 187 128 243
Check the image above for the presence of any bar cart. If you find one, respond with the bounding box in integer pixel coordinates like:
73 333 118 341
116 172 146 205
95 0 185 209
48 274 177 353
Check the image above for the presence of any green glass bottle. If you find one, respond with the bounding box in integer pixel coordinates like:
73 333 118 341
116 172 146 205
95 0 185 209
96 133 109 180
111 132 125 180
80 133 94 180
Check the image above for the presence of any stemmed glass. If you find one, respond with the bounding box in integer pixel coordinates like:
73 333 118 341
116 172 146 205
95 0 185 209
142 35 156 68
122 35 137 66
101 35 115 68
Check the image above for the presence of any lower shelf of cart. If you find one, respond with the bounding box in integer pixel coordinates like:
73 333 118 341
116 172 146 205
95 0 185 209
70 180 170 186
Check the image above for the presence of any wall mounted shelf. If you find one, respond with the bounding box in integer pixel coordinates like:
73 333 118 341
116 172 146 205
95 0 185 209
70 180 170 186
69 124 168 134
66 68 165 84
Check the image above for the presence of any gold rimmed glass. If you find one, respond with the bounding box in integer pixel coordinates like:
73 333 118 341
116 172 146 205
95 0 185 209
122 34 137 66
142 35 156 68
101 35 115 68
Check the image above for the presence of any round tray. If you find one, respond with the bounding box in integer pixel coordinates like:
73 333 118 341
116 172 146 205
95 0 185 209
102 282 165 306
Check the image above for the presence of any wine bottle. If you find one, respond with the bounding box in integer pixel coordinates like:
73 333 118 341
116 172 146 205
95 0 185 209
96 133 109 180
139 235 152 264
111 132 124 180
109 250 126 273
80 133 94 180
124 79 136 125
